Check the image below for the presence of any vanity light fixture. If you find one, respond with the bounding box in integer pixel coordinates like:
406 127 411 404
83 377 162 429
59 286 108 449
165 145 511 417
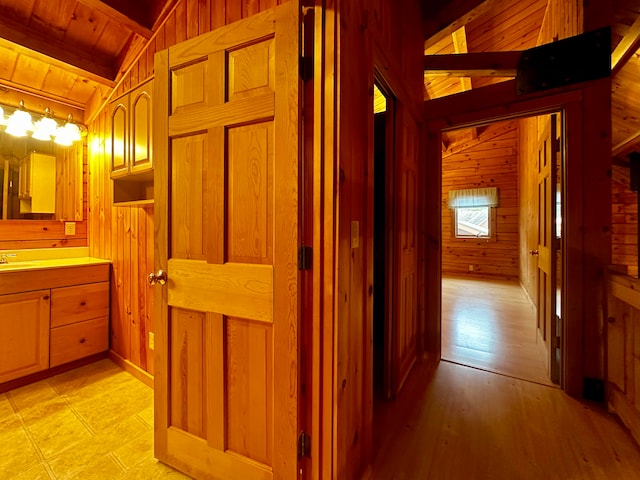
32 107 58 141
5 100 33 137
0 101 84 144
54 114 82 146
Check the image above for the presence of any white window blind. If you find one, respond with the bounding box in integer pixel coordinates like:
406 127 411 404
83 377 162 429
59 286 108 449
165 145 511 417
448 187 498 208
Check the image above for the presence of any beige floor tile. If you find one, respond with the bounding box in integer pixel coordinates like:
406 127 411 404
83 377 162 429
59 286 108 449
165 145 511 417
71 383 152 432
50 361 142 405
24 408 93 459
0 393 15 419
48 452 125 480
111 428 154 470
10 462 54 480
136 405 154 428
0 423 43 474
8 383 62 420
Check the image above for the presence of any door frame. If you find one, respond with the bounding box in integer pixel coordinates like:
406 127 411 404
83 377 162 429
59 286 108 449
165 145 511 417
424 77 611 397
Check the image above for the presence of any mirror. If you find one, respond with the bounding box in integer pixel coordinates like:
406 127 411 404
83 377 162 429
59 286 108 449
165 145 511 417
0 130 83 220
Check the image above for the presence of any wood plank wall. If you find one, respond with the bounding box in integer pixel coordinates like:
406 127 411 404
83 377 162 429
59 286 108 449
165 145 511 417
611 170 638 276
87 0 287 376
607 272 640 446
518 116 538 300
441 121 519 279
332 0 424 478
0 141 87 250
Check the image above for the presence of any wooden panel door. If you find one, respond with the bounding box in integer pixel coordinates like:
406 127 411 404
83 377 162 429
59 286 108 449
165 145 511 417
392 106 419 395
536 114 560 384
153 3 301 480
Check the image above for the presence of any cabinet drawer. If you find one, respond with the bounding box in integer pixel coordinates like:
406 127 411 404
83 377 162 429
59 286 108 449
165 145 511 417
50 316 109 367
51 282 109 328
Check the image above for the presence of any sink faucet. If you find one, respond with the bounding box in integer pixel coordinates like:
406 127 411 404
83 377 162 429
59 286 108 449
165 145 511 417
0 253 16 264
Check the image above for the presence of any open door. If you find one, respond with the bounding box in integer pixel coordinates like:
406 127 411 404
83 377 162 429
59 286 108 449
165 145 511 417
152 3 302 479
534 114 561 384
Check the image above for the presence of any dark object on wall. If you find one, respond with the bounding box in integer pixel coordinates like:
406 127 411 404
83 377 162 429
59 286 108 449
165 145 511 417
629 152 640 191
516 27 610 96
629 151 640 278
583 377 605 403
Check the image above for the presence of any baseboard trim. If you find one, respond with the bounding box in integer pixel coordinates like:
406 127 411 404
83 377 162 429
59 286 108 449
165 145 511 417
0 352 108 394
108 351 154 389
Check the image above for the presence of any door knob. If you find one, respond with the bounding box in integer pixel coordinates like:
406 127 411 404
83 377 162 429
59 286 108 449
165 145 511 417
148 270 168 286
529 250 539 256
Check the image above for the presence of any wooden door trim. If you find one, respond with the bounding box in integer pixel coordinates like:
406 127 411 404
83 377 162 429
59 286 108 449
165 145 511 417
425 77 610 397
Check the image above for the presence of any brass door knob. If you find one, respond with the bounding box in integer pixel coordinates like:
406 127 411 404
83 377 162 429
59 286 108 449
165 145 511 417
148 270 168 286
529 250 539 256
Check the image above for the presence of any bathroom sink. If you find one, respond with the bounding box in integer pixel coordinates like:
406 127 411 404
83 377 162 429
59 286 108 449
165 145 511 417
0 261 42 270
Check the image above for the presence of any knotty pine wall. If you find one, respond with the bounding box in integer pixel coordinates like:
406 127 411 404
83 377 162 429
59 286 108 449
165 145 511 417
87 0 288 377
518 115 538 301
332 0 424 478
441 121 519 279
611 167 637 276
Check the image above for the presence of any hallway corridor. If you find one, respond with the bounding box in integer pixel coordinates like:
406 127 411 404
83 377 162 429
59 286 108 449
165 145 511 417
372 361 640 479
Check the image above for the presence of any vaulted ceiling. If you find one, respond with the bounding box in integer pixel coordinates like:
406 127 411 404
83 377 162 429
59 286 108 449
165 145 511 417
0 0 175 117
0 0 637 160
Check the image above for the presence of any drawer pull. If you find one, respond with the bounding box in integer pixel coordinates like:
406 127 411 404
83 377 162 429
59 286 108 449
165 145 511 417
80 301 86 306
79 337 86 344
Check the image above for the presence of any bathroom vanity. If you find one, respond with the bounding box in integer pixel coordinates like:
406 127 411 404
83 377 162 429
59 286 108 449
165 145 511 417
0 255 110 388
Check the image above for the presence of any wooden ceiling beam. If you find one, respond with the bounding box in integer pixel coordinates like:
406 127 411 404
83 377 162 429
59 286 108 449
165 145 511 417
0 31 116 86
424 51 521 77
611 13 640 76
451 26 476 138
78 0 154 39
612 131 640 157
424 0 500 50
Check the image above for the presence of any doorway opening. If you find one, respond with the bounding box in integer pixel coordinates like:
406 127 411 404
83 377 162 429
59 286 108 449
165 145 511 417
372 81 394 401
440 112 564 387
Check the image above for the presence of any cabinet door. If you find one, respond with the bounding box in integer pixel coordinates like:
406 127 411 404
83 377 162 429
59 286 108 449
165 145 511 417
0 290 50 384
130 81 153 174
110 101 128 178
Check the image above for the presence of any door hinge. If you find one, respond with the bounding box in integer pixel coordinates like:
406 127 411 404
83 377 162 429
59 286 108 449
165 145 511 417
298 246 312 270
299 55 313 82
298 431 311 458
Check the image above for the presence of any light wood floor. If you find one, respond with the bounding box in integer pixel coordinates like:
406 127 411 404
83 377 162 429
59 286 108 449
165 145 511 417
0 359 190 479
372 361 640 479
442 276 553 386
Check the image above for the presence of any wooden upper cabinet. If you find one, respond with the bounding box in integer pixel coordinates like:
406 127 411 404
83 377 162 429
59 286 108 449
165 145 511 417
110 78 155 205
110 102 128 177
130 82 153 174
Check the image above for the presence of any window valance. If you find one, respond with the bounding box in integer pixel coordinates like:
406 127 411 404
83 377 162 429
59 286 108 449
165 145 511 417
448 187 498 208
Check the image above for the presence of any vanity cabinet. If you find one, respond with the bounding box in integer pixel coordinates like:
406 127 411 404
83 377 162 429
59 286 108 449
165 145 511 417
0 290 50 383
50 282 110 367
0 261 110 388
111 78 154 205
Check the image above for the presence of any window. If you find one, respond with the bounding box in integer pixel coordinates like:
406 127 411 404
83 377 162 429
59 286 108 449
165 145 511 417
448 187 498 240
455 206 490 238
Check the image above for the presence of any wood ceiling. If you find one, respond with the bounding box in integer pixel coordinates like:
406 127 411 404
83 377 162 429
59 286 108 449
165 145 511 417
423 0 640 158
0 0 175 120
0 0 636 158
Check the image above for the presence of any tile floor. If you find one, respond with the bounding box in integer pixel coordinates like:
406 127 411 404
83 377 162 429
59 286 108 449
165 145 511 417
0 359 191 479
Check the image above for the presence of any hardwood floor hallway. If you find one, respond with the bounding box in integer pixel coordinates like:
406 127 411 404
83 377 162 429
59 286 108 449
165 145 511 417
371 361 640 479
442 276 552 386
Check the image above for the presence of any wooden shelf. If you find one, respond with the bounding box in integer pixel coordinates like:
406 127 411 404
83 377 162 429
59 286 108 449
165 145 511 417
113 198 154 207
113 169 154 205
